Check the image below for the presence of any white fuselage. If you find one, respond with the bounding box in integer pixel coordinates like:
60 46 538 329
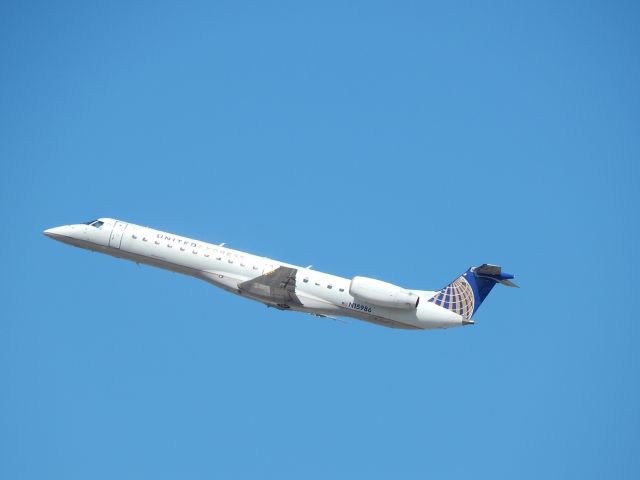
44 218 467 330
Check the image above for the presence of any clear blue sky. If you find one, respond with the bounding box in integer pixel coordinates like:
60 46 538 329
1 1 639 478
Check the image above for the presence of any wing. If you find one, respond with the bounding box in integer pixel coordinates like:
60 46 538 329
238 266 303 307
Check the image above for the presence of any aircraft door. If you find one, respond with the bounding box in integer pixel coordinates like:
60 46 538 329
109 221 128 249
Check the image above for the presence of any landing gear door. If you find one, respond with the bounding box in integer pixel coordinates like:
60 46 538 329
109 221 128 249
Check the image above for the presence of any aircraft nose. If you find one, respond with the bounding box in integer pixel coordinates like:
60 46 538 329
43 226 67 239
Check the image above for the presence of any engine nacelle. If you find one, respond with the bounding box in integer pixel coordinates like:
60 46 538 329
349 276 419 309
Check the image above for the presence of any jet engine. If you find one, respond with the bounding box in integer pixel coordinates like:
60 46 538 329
349 276 419 309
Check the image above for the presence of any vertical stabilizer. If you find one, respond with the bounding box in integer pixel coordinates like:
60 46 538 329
428 264 516 319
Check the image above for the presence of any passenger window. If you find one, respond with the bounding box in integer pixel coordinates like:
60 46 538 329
327 285 332 289
303 278 309 283
339 288 344 292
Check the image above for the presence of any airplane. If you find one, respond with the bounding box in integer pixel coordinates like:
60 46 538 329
43 218 516 330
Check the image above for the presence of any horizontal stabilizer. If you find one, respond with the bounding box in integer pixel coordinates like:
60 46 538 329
475 264 502 276
474 264 516 286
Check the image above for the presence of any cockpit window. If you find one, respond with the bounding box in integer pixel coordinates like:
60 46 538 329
84 220 104 229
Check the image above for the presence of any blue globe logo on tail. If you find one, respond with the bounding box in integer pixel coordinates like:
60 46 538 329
429 275 475 319
428 264 517 319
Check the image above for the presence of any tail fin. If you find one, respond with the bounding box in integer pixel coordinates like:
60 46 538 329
428 264 517 319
